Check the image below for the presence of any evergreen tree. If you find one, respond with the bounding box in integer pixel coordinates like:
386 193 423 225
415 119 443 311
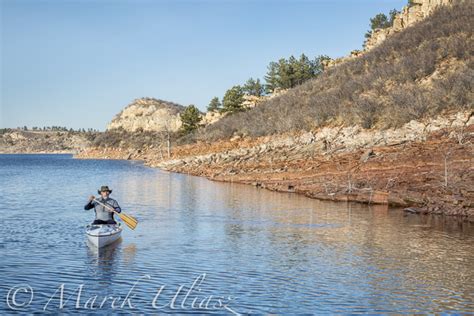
207 97 222 112
314 55 331 73
180 104 202 133
264 54 329 92
294 54 313 85
389 9 400 24
365 9 398 42
222 86 244 113
370 13 390 30
264 61 279 94
278 57 293 89
243 78 264 96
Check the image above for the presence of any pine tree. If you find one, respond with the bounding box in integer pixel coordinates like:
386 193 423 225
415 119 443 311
264 62 279 94
222 86 244 113
278 57 293 89
370 13 390 30
243 78 264 96
207 97 222 112
313 55 330 74
295 54 313 85
180 104 202 133
264 54 330 92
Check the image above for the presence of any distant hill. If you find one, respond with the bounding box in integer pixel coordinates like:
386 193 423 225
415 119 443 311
0 130 94 153
107 97 186 132
192 2 473 141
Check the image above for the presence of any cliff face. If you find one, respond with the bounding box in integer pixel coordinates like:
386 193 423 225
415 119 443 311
107 97 185 132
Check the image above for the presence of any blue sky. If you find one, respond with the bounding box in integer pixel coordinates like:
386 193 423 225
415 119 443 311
1 0 406 130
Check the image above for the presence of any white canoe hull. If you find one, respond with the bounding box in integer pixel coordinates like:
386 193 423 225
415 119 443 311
86 224 122 248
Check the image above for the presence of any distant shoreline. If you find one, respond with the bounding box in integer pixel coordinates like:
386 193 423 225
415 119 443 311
0 151 76 154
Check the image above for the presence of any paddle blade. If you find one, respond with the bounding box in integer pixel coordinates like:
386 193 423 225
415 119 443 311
118 212 138 230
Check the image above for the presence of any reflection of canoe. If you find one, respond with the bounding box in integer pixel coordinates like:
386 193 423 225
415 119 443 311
86 224 122 248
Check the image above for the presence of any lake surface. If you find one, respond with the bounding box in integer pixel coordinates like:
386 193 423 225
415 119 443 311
0 154 473 314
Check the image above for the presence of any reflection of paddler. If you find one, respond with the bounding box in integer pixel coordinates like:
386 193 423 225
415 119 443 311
86 238 121 274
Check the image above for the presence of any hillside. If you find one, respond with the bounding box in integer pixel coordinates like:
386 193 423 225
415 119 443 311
191 2 472 141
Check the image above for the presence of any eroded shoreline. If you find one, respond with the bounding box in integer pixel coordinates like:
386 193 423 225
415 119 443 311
75 112 474 221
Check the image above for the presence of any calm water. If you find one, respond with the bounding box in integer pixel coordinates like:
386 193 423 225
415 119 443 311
0 154 473 314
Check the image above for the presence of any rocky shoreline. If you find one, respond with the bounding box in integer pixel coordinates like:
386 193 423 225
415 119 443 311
76 111 474 221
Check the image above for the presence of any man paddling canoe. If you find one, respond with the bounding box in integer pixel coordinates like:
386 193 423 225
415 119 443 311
85 185 122 225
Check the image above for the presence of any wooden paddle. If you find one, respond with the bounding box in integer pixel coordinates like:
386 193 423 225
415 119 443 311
93 198 138 230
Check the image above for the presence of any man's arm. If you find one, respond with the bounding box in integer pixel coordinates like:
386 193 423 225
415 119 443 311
84 201 95 210
112 200 122 213
84 196 96 210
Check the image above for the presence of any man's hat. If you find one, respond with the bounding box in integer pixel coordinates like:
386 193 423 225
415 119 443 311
98 185 112 194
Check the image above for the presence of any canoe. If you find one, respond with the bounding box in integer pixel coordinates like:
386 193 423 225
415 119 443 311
86 224 122 248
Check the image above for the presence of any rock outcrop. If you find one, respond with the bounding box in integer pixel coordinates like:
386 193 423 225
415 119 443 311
241 89 289 110
324 0 464 68
106 95 283 131
365 0 463 51
107 97 185 132
201 111 227 126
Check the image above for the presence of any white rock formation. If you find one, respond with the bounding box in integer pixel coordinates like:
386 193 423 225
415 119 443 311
107 98 185 132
